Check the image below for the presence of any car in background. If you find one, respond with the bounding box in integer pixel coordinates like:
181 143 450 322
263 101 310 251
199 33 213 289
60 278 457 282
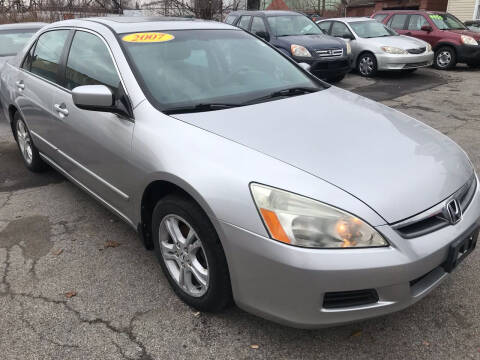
465 20 480 33
318 17 433 77
225 10 351 83
0 23 46 68
372 11 480 69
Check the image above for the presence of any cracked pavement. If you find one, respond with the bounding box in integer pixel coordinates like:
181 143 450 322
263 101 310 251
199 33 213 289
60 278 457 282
1 67 479 359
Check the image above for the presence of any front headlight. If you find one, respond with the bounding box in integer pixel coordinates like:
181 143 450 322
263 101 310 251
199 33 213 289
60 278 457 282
461 35 478 46
346 42 352 55
291 44 312 57
426 43 432 52
250 184 388 249
381 46 408 54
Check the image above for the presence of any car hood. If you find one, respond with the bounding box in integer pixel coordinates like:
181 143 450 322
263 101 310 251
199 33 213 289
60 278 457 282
276 34 344 50
365 35 427 48
448 29 480 40
173 87 473 224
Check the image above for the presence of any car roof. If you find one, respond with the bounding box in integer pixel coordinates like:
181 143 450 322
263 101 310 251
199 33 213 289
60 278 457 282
228 10 303 17
0 22 47 30
47 16 237 33
373 10 446 15
321 17 372 22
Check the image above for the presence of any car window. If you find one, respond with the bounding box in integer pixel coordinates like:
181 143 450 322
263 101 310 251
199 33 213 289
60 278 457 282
331 22 353 38
22 42 36 71
29 30 69 84
388 14 408 30
349 20 397 38
428 13 467 30
238 16 252 30
317 21 332 34
225 15 237 25
373 14 388 22
121 29 322 111
251 17 267 36
407 15 429 30
0 29 38 57
267 15 323 36
65 31 120 91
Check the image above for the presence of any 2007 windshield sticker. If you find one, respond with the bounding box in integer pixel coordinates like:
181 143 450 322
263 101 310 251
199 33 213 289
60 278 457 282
429 14 443 20
122 32 175 43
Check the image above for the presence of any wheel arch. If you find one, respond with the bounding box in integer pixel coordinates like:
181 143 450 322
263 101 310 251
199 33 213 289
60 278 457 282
138 176 223 251
356 50 376 67
433 42 457 54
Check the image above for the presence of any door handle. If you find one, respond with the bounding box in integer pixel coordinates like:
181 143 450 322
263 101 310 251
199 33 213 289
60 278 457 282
54 103 69 117
16 80 25 90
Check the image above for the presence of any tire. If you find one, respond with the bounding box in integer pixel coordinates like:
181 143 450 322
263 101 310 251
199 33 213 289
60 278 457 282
357 53 377 77
326 74 346 83
152 194 232 312
13 112 47 172
434 46 456 70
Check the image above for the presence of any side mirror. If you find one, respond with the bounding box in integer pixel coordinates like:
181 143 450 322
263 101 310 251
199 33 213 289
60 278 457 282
421 25 433 32
298 62 311 72
256 31 270 42
342 34 354 40
72 85 131 118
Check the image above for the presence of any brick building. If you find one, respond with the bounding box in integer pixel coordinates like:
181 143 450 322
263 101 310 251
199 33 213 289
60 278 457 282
346 0 448 17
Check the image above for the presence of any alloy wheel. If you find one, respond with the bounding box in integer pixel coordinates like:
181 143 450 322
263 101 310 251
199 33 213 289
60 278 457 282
16 119 33 165
359 56 374 76
159 214 209 297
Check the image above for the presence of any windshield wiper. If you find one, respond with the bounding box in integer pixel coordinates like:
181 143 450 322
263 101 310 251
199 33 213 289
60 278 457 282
163 103 240 115
243 87 319 105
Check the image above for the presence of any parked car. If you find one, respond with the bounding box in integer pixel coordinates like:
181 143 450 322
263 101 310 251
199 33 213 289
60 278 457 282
1 17 479 329
0 22 46 68
317 17 433 77
226 10 351 82
465 20 480 33
372 10 480 69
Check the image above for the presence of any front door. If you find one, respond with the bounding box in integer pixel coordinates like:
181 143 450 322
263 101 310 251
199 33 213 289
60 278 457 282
51 30 134 216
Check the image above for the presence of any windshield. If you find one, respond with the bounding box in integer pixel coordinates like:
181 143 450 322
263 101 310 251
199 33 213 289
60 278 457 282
0 29 38 57
121 30 322 112
429 13 467 30
267 15 323 36
349 20 397 38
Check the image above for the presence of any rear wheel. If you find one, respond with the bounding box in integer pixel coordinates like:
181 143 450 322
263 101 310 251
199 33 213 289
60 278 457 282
357 53 377 77
13 112 47 172
152 194 232 312
434 46 456 70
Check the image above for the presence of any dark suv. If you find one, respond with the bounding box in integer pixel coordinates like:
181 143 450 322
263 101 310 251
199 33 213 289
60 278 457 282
372 10 480 69
226 10 351 82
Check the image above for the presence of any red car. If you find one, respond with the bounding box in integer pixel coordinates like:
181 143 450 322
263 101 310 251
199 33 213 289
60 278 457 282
372 10 480 69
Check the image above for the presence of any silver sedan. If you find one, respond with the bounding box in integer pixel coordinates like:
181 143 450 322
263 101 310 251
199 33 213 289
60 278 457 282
318 17 434 76
0 17 478 328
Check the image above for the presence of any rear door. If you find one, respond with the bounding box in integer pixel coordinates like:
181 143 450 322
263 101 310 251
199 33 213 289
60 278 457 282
50 29 134 214
387 13 409 35
16 29 71 161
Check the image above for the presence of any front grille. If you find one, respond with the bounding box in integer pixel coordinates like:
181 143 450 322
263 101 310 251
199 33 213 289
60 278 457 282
394 176 477 238
312 60 349 70
404 61 429 68
407 47 426 54
315 48 344 58
323 289 379 309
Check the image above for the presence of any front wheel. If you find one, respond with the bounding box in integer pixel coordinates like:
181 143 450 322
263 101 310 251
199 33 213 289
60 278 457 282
434 46 456 70
13 112 47 172
357 53 377 77
152 194 232 312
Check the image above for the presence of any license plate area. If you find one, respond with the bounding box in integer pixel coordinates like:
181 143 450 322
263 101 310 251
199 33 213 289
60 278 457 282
442 227 478 273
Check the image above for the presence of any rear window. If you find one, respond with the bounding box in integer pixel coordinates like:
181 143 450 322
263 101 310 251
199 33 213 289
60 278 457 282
388 14 408 30
0 29 38 57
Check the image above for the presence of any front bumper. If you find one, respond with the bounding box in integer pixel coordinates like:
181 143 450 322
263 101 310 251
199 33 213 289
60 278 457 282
455 44 480 64
296 56 351 79
219 181 480 328
376 51 434 70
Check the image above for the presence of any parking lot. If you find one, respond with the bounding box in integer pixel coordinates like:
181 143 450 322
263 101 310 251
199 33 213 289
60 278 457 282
1 66 479 360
